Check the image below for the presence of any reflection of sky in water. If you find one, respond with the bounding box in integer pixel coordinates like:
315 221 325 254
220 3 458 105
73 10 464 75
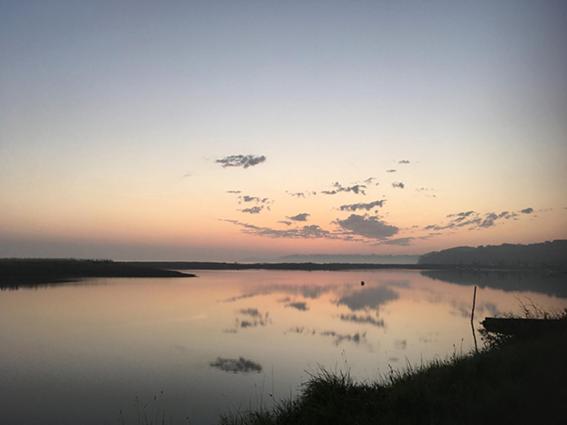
1 270 566 424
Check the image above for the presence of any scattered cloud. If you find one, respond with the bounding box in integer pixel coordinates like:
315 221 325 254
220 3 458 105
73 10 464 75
335 214 399 240
398 160 410 164
278 220 292 226
240 206 264 214
226 190 241 194
386 169 396 173
425 207 537 233
236 194 272 214
520 207 534 214
447 210 476 222
287 212 310 222
287 191 305 198
239 195 271 204
392 182 405 189
322 182 367 195
224 219 336 239
339 200 386 212
363 177 378 185
286 190 317 198
479 211 518 228
216 154 266 169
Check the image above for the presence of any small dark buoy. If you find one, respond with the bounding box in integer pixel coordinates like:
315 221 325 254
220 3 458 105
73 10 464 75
360 281 365 286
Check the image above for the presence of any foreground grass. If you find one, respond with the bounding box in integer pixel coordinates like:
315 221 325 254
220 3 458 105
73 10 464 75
221 330 567 425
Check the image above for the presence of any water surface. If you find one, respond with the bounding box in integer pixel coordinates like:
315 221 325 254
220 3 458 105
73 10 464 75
1 269 565 424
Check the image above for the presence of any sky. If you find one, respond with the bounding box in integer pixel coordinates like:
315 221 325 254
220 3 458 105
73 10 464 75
1 0 566 260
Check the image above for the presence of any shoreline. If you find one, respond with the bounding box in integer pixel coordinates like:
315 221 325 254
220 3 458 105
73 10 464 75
0 259 194 288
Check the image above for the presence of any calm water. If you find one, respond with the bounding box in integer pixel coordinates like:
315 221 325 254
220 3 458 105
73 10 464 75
1 269 566 424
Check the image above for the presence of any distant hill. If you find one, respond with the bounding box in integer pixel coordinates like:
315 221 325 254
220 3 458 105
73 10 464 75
419 240 567 267
277 254 419 264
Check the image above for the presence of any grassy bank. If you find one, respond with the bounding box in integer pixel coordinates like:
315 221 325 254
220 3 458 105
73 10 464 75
221 327 567 425
0 258 194 288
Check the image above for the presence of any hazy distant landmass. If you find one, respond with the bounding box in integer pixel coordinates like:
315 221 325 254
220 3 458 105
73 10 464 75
277 254 419 264
418 240 567 267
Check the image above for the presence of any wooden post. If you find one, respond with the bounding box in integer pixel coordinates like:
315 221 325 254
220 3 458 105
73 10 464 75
471 285 477 324
471 285 478 353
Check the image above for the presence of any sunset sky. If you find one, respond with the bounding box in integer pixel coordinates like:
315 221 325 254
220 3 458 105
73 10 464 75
1 0 566 260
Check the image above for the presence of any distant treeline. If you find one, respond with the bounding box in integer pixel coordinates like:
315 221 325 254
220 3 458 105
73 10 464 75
126 262 440 271
418 240 567 267
0 258 193 288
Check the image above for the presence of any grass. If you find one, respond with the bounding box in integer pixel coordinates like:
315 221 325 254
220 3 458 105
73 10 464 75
220 317 567 425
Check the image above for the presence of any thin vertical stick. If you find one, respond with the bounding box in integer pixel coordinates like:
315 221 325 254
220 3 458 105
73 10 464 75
471 285 477 324
471 285 478 353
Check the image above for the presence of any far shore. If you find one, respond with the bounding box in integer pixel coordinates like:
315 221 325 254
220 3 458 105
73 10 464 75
2 258 565 289
124 260 566 272
0 258 194 288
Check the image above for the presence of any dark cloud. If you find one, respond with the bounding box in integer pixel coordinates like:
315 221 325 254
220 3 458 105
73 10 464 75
392 182 405 189
339 313 385 327
337 286 399 311
240 206 264 214
425 207 535 233
287 191 306 198
210 357 262 373
278 220 292 226
224 219 336 239
286 301 309 311
287 212 310 222
286 190 317 198
216 154 266 169
339 200 386 212
239 195 271 204
447 210 475 222
336 214 399 240
398 160 410 164
479 211 518 228
322 182 367 195
237 195 272 214
478 212 498 228
363 177 378 184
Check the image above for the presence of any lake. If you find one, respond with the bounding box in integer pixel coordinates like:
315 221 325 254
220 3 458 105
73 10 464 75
1 269 566 424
